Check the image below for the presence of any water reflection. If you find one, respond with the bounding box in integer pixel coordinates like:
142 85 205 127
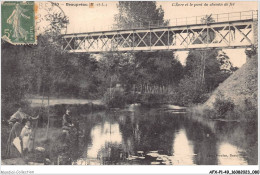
172 129 195 165
72 105 257 165
87 122 122 158
217 142 247 165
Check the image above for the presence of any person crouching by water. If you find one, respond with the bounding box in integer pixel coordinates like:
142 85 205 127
62 108 74 140
20 120 33 156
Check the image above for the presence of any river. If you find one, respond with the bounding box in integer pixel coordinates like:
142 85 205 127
69 104 257 165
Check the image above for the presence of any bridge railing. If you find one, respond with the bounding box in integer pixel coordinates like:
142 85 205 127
169 10 258 26
69 10 258 34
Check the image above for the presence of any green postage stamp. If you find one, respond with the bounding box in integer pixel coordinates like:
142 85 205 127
1 1 36 44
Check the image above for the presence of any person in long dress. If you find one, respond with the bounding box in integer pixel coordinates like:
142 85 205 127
6 108 39 158
6 118 23 158
20 120 34 155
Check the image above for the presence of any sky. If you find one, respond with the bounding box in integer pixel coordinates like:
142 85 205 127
59 1 258 34
45 1 258 67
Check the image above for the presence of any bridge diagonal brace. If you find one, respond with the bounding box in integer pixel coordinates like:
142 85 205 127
136 32 149 47
63 37 74 51
100 35 110 49
176 29 189 46
218 32 229 44
75 36 86 50
120 33 132 47
240 29 252 42
113 33 127 49
86 36 96 49
180 32 192 46
200 34 208 44
86 39 95 50
209 27 229 45
117 36 126 47
153 31 166 46
179 34 189 48
232 24 252 44
240 24 252 42
214 26 229 44
190 28 206 45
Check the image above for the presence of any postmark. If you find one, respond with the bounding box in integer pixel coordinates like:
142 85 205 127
1 1 36 45
35 1 68 36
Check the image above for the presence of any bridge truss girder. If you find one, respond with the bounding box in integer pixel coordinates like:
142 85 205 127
62 20 255 53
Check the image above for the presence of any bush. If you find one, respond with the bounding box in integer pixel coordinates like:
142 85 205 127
140 94 165 105
242 99 257 121
103 88 126 108
124 92 141 104
214 93 235 118
176 75 207 106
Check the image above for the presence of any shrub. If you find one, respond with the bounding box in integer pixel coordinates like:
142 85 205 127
124 92 141 104
176 75 208 106
103 88 126 108
242 99 257 121
214 93 235 118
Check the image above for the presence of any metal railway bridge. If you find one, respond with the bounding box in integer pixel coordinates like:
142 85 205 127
62 10 258 53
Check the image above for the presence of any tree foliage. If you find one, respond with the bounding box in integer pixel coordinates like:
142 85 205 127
112 2 183 96
114 1 165 29
177 49 235 105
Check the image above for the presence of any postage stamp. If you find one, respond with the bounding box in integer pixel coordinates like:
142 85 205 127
1 1 36 45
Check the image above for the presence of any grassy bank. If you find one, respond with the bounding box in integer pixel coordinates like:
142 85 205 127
203 54 258 118
27 96 103 108
1 102 106 163
191 53 258 122
190 92 257 122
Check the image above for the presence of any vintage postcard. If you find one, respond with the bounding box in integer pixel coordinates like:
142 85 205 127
1 1 259 174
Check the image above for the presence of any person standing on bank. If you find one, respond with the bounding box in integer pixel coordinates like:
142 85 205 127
20 120 33 155
6 108 39 158
6 118 23 158
62 108 74 139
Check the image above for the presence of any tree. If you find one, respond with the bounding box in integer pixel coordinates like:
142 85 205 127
113 2 182 97
114 2 165 29
178 49 235 105
1 41 28 120
134 51 183 87
180 14 218 100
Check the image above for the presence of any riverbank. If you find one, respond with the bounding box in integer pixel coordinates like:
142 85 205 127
26 96 103 107
1 102 106 164
189 53 257 122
